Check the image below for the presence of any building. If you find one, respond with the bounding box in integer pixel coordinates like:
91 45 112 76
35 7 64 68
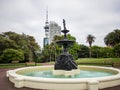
49 21 61 43
43 9 49 47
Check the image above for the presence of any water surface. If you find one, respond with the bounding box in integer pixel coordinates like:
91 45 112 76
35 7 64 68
21 70 115 78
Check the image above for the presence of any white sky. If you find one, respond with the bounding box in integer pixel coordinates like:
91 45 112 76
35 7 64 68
0 0 120 48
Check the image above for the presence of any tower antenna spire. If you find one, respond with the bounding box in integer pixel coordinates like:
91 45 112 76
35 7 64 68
45 6 48 23
43 7 49 47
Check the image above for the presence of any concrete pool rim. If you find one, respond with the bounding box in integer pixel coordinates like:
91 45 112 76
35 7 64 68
7 66 120 90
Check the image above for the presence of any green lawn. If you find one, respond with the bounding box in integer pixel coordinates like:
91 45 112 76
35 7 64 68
0 63 41 68
76 58 120 66
76 58 120 63
0 63 26 68
0 58 120 68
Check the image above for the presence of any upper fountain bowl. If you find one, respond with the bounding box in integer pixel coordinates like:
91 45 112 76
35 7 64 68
56 39 74 45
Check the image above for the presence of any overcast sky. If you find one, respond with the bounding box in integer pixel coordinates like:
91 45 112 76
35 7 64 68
0 0 120 48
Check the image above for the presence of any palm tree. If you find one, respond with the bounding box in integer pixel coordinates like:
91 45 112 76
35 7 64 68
87 34 95 47
86 34 95 57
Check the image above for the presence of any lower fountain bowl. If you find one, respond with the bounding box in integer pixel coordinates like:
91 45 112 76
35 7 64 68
52 69 80 76
7 66 120 90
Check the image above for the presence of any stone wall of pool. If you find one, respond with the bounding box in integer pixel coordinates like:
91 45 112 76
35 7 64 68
7 66 120 90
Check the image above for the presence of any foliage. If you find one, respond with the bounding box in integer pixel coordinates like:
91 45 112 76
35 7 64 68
52 35 62 41
2 28 120 64
64 34 79 60
91 46 114 58
0 38 18 55
100 47 114 58
78 44 89 58
1 49 24 63
69 42 80 60
104 29 120 47
40 39 62 62
91 46 101 58
41 32 119 62
0 31 41 63
40 45 50 62
113 43 120 57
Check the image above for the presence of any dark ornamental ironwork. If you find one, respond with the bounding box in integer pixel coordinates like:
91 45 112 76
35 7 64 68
54 19 78 70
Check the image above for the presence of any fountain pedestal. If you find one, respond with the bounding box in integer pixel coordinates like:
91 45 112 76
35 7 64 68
53 19 80 76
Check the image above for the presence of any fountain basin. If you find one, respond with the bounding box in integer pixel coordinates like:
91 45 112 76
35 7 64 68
7 66 120 90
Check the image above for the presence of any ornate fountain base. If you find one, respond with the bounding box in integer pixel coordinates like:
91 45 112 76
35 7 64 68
54 54 79 76
52 69 80 76
54 54 78 70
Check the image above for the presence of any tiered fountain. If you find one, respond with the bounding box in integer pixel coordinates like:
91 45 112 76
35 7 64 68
53 19 80 76
7 19 120 90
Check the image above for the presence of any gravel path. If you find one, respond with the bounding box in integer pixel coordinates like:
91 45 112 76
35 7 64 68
0 68 120 90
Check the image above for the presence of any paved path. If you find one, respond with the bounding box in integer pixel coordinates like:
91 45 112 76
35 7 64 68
0 68 40 90
0 68 120 90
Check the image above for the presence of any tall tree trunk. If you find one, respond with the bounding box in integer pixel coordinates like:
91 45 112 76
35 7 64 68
89 47 92 58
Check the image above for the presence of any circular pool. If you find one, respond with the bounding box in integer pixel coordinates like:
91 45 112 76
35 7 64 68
19 69 115 78
7 66 120 90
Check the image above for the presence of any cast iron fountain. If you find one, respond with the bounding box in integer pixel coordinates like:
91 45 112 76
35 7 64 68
54 19 78 71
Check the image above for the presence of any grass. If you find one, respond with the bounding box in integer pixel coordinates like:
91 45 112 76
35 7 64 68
0 58 120 68
75 58 120 66
76 58 120 63
0 63 41 68
0 63 26 68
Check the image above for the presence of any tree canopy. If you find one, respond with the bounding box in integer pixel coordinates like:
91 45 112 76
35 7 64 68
0 31 41 63
1 49 24 63
104 29 120 47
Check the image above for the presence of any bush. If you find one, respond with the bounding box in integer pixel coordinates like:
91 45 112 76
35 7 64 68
113 43 120 57
1 49 24 63
91 46 114 58
78 45 89 58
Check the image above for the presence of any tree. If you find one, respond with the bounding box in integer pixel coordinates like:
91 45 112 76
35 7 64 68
113 43 120 57
0 38 18 56
104 29 120 47
62 34 76 41
1 49 24 63
86 34 95 57
52 35 62 42
90 46 114 58
69 42 80 60
78 44 89 58
0 31 41 62
27 35 40 62
66 34 79 60
91 46 101 58
100 47 114 58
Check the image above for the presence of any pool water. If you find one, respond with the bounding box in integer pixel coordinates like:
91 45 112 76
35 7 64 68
21 70 115 78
